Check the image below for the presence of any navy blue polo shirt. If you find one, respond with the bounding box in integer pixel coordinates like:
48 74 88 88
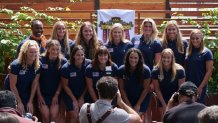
106 41 133 67
152 67 185 104
61 59 91 98
9 59 40 106
85 63 118 96
59 39 74 59
118 64 151 112
39 56 67 104
166 40 188 66
185 48 213 87
131 35 163 70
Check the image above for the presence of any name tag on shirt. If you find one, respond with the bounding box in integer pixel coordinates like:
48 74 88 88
106 66 112 71
70 72 77 77
19 70 26 75
134 41 140 45
158 75 163 80
108 48 113 52
42 64 48 69
92 72 99 77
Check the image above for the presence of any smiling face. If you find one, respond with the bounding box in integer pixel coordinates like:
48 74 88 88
166 24 178 40
74 49 85 65
190 33 202 48
82 25 93 42
98 53 108 65
129 51 139 68
32 21 43 37
56 23 66 40
26 45 37 63
112 27 122 43
161 52 173 68
143 22 153 38
48 45 60 60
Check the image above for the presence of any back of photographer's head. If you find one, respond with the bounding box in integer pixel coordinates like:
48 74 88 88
198 105 218 123
179 81 197 98
0 91 16 109
96 76 118 99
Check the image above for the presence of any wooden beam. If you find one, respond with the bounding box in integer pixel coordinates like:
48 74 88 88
170 3 218 8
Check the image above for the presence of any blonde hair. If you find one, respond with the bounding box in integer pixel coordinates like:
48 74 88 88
42 39 63 69
18 40 40 70
109 23 128 43
140 18 159 41
75 21 99 59
187 29 205 56
155 48 184 82
162 20 184 54
50 21 70 55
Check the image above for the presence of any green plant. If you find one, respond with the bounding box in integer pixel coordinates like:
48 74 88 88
0 7 81 73
208 50 218 94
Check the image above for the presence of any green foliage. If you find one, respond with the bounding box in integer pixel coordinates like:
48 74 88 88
0 7 80 73
208 50 218 93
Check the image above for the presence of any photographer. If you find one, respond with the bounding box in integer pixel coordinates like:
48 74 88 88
163 82 206 123
79 76 142 123
0 90 37 123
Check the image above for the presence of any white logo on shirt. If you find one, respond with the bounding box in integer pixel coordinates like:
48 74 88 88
19 70 26 75
92 72 99 77
42 64 48 69
70 72 77 77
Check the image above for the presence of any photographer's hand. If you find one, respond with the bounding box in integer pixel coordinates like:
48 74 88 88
116 90 142 123
166 92 178 112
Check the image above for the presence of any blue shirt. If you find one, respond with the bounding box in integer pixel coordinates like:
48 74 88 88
59 39 74 59
118 64 151 111
39 56 67 97
166 40 188 66
106 41 133 67
152 67 185 103
85 63 118 96
8 59 40 105
185 48 213 87
131 35 163 70
61 59 91 98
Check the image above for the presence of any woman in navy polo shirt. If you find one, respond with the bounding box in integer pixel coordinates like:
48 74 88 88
118 48 151 122
185 29 213 104
50 21 74 59
161 20 188 66
61 45 91 123
9 40 40 115
131 18 162 70
106 23 133 67
131 18 162 122
74 21 101 59
37 40 67 123
85 46 118 102
152 48 185 118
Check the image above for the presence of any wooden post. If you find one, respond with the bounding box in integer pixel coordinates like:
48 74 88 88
94 0 100 10
166 0 171 18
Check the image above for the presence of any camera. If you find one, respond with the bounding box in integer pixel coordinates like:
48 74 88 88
24 113 33 120
173 93 179 103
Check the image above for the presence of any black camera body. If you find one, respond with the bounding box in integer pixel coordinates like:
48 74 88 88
173 93 179 103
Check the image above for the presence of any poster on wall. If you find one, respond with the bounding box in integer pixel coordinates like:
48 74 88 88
97 9 135 45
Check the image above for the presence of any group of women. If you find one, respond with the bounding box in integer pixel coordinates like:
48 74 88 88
3 18 213 123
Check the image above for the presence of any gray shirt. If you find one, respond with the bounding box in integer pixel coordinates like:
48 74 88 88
79 99 130 123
